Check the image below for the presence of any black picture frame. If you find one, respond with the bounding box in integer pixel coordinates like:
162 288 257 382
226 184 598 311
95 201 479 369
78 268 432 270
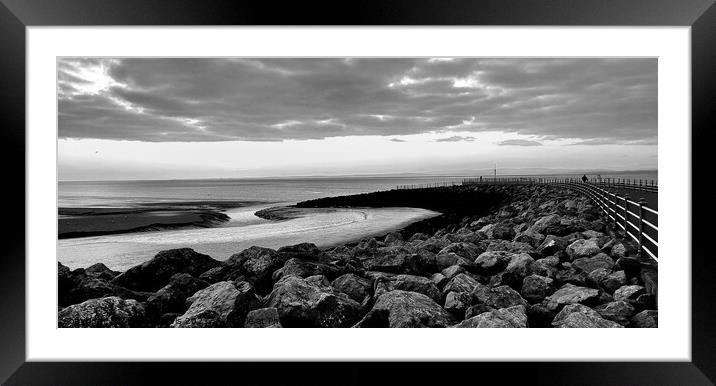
2 0 714 384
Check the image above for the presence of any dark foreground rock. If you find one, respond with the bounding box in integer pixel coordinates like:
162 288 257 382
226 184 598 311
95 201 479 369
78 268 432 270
172 281 259 328
58 296 148 328
112 248 221 292
267 275 362 327
356 290 450 328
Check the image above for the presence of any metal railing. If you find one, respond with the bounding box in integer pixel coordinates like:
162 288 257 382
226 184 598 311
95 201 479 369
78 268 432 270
397 177 658 262
559 181 658 262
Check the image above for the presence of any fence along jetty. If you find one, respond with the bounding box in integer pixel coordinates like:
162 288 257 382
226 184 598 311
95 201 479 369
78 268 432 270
57 177 658 329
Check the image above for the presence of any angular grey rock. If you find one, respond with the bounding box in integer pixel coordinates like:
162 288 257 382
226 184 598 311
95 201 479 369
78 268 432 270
614 285 646 302
572 253 615 274
244 307 282 328
552 304 623 328
473 251 512 274
430 272 448 288
594 301 635 326
442 273 480 296
225 246 287 293
444 291 471 318
356 290 450 328
472 284 528 309
441 265 465 279
566 239 602 260
454 305 528 328
631 310 658 328
172 281 258 328
544 284 600 311
331 273 373 303
602 270 627 294
530 214 561 233
146 273 210 320
85 263 119 281
504 253 535 281
58 296 147 328
267 275 362 327
521 275 556 303
111 248 221 292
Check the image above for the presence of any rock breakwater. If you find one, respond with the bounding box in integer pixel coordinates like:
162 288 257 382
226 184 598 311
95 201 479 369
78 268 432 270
57 184 657 328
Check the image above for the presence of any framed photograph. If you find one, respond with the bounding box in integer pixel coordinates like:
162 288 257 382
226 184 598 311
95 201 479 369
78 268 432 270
2 0 715 384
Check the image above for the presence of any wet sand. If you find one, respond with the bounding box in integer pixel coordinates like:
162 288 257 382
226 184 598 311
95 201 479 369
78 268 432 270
58 201 264 238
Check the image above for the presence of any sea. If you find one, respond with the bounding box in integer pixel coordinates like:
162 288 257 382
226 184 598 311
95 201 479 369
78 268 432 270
57 172 657 271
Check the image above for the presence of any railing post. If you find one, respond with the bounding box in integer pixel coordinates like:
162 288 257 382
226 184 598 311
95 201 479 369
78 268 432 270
638 198 646 255
623 194 630 236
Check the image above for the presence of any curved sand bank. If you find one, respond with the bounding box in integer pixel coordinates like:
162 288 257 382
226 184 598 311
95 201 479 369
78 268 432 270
58 206 440 271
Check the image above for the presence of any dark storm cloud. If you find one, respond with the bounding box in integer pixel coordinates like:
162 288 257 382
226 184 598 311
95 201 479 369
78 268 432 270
498 139 543 146
58 58 657 143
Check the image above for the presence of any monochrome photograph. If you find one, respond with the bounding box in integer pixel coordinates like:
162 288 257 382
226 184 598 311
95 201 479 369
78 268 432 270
56 57 658 328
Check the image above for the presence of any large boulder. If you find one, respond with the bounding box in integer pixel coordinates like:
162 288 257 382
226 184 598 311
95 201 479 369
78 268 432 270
62 269 149 307
356 290 450 328
375 274 441 303
504 253 535 282
566 239 601 260
58 296 148 328
85 263 119 281
171 281 258 328
473 251 512 274
225 246 287 293
614 285 646 303
454 305 528 328
331 273 373 303
444 291 471 318
442 273 480 296
594 301 635 326
530 214 561 233
111 248 221 292
572 253 615 274
544 284 600 311
551 304 622 328
266 275 362 327
631 310 658 328
472 284 528 309
145 273 209 321
521 275 556 303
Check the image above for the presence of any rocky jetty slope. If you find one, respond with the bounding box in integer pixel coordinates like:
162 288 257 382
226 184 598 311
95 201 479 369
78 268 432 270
57 185 658 328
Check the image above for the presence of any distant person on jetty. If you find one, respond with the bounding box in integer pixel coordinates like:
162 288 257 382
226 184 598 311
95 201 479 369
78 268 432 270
581 174 588 183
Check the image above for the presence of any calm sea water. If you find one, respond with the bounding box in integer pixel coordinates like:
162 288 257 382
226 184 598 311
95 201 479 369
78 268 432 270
58 175 470 208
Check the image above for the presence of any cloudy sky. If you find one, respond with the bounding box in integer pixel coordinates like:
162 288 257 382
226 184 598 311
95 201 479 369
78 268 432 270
58 58 657 180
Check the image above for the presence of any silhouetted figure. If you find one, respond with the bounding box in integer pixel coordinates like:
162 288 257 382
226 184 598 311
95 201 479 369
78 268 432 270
581 174 588 183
